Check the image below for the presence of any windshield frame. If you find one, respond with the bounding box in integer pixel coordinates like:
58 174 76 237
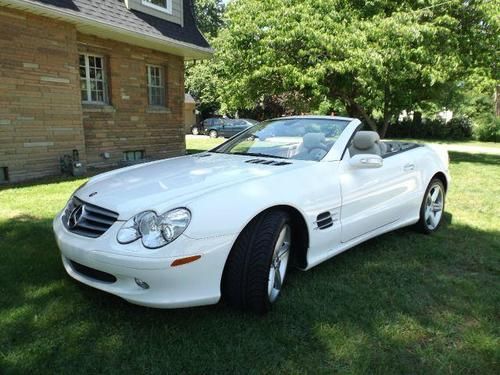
210 117 352 162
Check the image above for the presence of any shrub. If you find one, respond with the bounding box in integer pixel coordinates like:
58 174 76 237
474 115 500 142
446 117 474 139
385 116 473 140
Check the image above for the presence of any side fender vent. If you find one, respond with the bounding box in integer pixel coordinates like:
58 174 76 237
316 212 333 230
245 159 292 166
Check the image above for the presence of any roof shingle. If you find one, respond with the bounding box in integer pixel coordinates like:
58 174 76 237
29 0 211 50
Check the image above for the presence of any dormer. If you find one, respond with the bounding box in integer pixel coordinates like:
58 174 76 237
125 0 184 26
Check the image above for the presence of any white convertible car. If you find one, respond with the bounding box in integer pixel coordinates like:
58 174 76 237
54 116 450 313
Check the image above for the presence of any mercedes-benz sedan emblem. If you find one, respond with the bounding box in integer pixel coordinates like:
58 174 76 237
68 205 84 229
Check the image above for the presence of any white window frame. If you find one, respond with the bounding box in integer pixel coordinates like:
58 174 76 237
123 150 145 162
147 64 166 107
79 53 108 105
142 0 173 15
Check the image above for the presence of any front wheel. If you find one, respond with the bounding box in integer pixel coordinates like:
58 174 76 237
415 178 445 234
191 127 199 135
208 129 218 138
222 210 291 314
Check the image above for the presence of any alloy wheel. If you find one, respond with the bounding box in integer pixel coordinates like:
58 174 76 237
424 184 444 230
268 224 291 303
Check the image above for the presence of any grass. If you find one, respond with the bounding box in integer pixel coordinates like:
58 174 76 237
0 150 499 374
185 135 224 154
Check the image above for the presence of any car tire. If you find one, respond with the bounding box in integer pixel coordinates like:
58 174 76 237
222 210 292 314
191 127 199 135
415 178 446 234
209 130 218 138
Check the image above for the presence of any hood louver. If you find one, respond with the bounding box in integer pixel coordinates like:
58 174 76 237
192 153 212 158
245 159 292 166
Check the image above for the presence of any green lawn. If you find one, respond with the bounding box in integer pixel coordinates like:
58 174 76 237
186 135 224 154
1 151 499 373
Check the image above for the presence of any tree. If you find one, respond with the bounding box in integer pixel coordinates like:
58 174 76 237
192 0 226 38
186 0 226 117
205 0 497 136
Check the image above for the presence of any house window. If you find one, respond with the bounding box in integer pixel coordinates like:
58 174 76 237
142 0 172 14
0 167 8 183
79 54 108 104
123 150 145 162
147 65 165 107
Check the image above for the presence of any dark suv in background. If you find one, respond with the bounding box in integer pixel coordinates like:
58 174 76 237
191 118 258 138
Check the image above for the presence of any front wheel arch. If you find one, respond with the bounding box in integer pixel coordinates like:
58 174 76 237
220 205 310 296
431 171 448 192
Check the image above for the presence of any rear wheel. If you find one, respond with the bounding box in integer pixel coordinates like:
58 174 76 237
222 210 291 314
191 127 199 135
209 129 218 138
415 178 445 234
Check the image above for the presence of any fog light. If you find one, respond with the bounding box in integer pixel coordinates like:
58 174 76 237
135 278 149 289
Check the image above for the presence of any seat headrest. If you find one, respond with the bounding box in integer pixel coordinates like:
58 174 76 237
303 133 326 149
353 131 380 150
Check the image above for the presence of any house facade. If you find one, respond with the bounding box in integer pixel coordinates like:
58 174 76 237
0 0 212 183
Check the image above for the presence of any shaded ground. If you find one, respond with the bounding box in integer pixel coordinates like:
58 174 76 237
0 151 498 374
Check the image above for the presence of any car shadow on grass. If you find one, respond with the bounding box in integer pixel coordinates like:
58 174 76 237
0 210 498 374
448 151 500 166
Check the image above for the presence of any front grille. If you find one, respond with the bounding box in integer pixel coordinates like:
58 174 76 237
70 260 117 283
62 197 119 238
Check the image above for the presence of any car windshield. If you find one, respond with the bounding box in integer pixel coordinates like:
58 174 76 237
212 118 350 161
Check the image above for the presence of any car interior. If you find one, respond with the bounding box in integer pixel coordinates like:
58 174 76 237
348 130 420 158
219 119 421 161
349 131 387 156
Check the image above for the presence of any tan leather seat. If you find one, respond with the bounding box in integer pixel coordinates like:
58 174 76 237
349 131 386 156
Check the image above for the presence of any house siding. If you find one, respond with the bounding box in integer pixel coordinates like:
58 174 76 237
0 8 85 182
77 33 185 168
0 7 186 183
125 0 184 26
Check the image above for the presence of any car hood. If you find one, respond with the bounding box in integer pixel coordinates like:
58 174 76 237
75 153 305 219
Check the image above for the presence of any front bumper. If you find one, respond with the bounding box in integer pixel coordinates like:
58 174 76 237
53 212 234 308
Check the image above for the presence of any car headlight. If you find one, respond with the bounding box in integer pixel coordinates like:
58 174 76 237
117 208 191 249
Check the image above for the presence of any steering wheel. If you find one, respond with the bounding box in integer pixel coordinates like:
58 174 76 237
310 142 329 151
308 148 328 160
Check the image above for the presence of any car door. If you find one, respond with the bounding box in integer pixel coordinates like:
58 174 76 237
212 118 225 136
221 119 236 137
339 150 417 243
202 119 213 134
231 120 250 135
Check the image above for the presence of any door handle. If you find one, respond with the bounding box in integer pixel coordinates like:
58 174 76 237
403 163 415 171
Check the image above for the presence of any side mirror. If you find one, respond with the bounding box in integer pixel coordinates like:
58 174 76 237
349 154 383 169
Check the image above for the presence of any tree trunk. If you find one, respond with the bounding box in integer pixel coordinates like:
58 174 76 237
380 118 391 139
346 99 377 131
380 84 391 138
496 85 500 117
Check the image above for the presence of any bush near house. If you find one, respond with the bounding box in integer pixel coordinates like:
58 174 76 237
385 117 474 140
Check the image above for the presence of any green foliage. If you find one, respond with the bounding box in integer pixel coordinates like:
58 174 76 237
188 0 498 137
193 0 225 38
386 116 473 140
185 0 226 117
474 114 500 142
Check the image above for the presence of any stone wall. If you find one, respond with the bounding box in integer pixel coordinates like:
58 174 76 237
0 7 85 182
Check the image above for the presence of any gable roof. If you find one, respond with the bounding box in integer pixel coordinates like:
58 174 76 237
0 0 213 59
